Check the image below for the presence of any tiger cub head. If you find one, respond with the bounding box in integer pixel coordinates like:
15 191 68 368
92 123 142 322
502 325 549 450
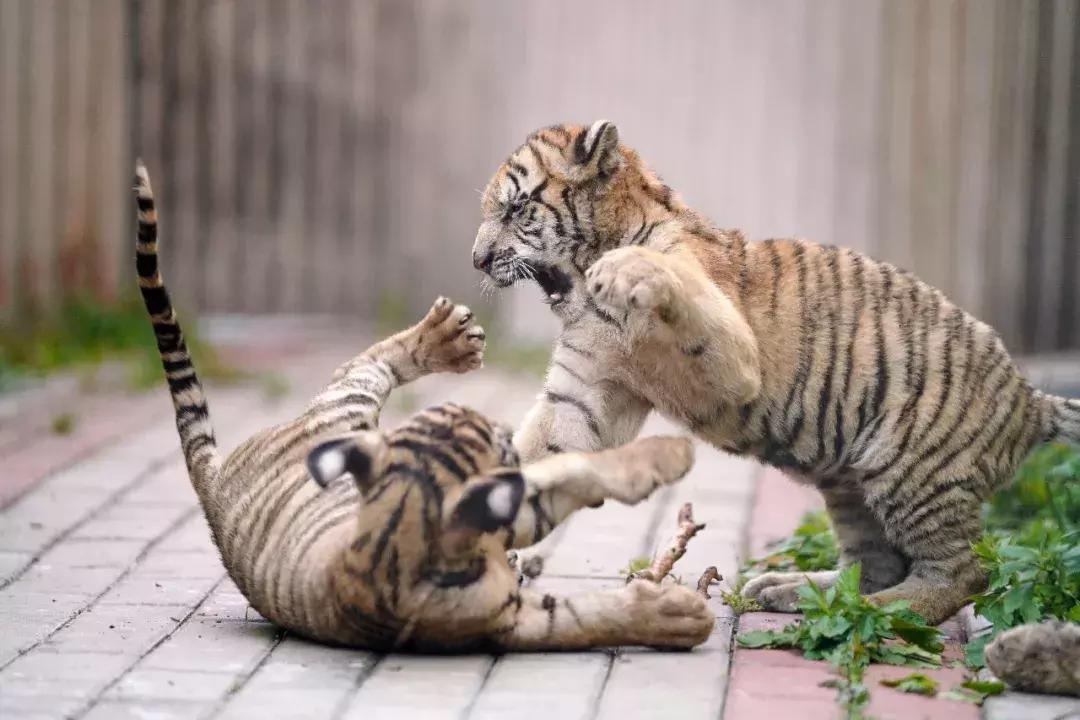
472 121 679 306
306 402 522 559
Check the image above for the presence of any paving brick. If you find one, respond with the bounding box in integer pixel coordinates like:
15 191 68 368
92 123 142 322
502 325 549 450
154 514 216 554
595 652 724 720
104 668 239 702
80 699 211 720
139 616 278 673
193 588 264 623
539 492 668 578
1 650 133 699
0 550 31 583
38 602 188 655
217 639 375 720
0 692 86 719
343 655 492 720
468 653 610 720
120 469 201 507
983 692 1080 720
132 548 225 579
0 485 109 553
98 573 222 608
71 502 194 542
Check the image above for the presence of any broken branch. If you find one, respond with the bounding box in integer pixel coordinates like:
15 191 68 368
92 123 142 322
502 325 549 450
631 503 706 583
697 566 722 598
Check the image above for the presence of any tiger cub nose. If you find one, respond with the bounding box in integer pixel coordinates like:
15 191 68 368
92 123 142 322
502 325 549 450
473 249 494 272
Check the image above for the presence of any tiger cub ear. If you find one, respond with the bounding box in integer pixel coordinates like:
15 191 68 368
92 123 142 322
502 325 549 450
445 470 525 534
569 120 621 182
306 432 387 490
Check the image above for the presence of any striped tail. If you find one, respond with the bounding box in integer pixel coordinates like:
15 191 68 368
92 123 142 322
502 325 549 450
134 161 222 494
1041 392 1080 447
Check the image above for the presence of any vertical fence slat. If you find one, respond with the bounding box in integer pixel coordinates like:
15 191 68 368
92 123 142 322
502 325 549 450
26 0 58 309
204 0 236 312
0 0 24 316
2 1 1076 353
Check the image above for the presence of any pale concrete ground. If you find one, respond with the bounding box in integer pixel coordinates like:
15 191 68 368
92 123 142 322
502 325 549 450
0 332 758 720
4 327 1079 720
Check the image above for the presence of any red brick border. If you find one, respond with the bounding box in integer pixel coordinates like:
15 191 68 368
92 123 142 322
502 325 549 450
725 468 979 720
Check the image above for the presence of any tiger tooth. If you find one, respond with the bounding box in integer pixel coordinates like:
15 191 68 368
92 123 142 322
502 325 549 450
549 292 562 302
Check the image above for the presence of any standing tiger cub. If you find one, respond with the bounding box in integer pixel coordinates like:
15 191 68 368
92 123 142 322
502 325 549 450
472 121 1080 627
133 163 715 652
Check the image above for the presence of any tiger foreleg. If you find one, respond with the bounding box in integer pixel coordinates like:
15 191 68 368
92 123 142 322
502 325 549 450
506 436 695 548
495 580 715 651
307 297 485 428
584 245 760 406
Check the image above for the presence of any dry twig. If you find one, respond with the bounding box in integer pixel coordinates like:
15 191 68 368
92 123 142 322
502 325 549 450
631 503 706 583
696 566 722 598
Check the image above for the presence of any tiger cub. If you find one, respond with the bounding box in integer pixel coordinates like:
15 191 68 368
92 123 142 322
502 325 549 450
471 121 1080 627
133 163 713 652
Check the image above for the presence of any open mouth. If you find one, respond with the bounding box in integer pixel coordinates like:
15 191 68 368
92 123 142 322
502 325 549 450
531 263 573 305
489 259 573 305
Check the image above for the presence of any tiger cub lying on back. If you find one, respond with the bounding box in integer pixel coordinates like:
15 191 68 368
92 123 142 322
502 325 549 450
471 121 1080 634
133 163 713 652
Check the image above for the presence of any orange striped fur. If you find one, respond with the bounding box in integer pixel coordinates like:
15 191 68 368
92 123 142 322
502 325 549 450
473 121 1080 625
134 162 712 652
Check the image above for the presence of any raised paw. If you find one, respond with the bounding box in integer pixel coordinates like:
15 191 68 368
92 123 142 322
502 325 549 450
585 247 681 321
414 297 486 374
740 570 839 613
622 580 714 648
592 436 694 505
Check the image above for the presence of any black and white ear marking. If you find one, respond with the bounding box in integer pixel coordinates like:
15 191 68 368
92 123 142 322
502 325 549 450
573 120 620 178
449 471 525 533
306 438 372 488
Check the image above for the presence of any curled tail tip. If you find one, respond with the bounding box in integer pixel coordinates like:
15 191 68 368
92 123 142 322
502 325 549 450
133 160 153 197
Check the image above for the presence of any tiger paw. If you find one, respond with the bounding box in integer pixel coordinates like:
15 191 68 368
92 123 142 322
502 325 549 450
585 247 684 324
621 580 715 648
414 297 485 374
592 436 694 505
740 570 839 613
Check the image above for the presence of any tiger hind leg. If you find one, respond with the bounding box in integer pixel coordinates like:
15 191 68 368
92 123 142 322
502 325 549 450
495 580 714 651
864 475 987 625
741 483 907 612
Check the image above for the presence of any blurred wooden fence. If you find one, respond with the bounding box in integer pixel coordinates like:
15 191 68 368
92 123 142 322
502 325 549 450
1 0 1078 353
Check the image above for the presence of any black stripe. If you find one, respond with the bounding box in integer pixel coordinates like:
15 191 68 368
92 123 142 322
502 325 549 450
136 252 157 277
551 360 587 385
765 240 782 319
544 391 601 438
815 247 842 462
559 339 595 360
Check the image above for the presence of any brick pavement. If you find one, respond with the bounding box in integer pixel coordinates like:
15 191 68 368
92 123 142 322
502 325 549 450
0 339 756 720
4 336 1079 719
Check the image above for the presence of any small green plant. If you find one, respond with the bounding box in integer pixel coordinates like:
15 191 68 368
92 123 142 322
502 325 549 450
739 564 943 719
880 672 938 696
717 579 763 615
50 412 76 436
942 678 1005 704
743 510 840 577
965 442 1080 668
260 374 291 402
620 556 652 577
0 295 242 391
